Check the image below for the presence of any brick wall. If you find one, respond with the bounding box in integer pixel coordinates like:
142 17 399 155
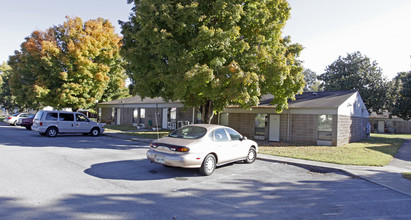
227 113 255 139
288 114 318 145
393 120 411 134
337 115 369 146
279 114 289 142
100 108 113 124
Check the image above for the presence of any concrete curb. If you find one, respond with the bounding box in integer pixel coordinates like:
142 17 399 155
257 154 411 197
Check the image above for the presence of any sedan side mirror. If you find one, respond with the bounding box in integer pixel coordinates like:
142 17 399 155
240 136 247 141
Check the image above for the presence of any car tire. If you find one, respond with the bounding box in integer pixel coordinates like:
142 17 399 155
244 147 257 164
25 126 31 130
12 121 17 126
199 154 216 176
90 127 100 137
46 127 58 137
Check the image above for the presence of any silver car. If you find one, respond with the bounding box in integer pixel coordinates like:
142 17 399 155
31 110 105 137
4 113 31 126
146 124 258 176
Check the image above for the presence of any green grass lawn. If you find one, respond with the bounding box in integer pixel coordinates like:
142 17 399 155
259 133 411 166
104 124 139 132
403 172 411 181
123 131 170 139
104 124 171 139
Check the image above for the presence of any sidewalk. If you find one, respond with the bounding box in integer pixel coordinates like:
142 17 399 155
104 130 411 197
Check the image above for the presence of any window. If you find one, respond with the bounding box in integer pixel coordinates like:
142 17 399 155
76 114 89 122
59 113 74 121
133 108 138 123
255 114 267 136
45 112 58 121
34 111 44 120
225 128 241 141
140 108 145 123
170 108 176 120
213 128 229 142
318 115 332 141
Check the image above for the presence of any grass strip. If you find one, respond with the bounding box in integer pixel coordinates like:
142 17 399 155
259 134 410 166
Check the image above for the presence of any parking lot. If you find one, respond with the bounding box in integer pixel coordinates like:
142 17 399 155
1 123 411 219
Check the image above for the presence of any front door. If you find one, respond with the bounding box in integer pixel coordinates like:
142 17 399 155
269 115 280 141
378 121 385 133
75 113 91 133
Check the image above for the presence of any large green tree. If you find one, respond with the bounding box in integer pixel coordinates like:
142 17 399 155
302 68 320 92
121 0 304 123
0 62 18 112
8 16 128 111
318 51 387 114
390 71 411 120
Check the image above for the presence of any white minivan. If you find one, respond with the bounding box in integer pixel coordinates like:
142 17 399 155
31 110 105 137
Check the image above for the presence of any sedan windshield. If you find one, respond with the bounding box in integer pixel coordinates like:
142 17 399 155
169 126 207 139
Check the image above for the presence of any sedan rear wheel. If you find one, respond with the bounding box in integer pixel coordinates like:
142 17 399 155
244 148 257 164
199 154 216 176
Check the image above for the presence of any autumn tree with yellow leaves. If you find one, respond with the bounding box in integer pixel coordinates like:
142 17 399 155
8 16 128 111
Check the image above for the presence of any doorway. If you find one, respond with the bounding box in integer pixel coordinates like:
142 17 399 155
269 115 280 141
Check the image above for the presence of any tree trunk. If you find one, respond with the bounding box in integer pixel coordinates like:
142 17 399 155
200 100 214 124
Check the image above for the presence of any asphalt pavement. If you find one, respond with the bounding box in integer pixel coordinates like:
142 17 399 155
104 130 411 197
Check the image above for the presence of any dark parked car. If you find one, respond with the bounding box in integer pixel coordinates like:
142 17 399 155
18 114 35 130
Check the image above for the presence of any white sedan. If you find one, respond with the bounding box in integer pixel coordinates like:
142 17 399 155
147 124 258 176
3 113 31 126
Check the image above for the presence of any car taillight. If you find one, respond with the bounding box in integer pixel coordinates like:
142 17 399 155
40 122 43 126
7 117 11 120
169 146 190 152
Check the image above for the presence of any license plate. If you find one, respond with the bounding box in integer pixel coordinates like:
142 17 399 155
155 156 165 164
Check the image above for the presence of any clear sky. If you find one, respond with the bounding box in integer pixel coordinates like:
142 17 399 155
1 0 410 80
284 0 411 79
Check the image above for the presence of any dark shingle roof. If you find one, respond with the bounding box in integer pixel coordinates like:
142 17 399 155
258 91 357 109
100 91 357 109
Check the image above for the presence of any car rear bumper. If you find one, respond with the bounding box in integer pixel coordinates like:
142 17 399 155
32 126 47 133
146 150 203 168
